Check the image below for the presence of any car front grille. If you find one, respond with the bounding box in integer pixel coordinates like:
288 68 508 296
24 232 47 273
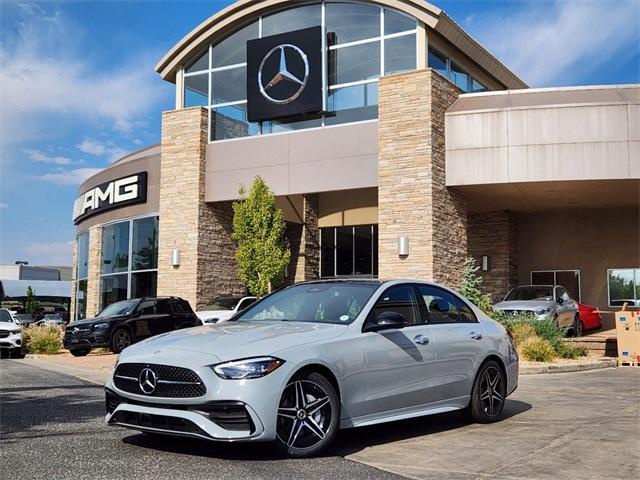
0 330 10 338
113 363 206 398
109 410 205 436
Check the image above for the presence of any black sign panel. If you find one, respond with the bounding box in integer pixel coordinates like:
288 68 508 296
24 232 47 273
247 26 323 122
72 172 148 224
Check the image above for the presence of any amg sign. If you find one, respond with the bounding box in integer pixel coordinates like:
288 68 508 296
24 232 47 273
72 172 147 224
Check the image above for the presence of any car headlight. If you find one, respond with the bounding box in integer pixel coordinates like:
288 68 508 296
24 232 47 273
536 308 551 315
212 357 284 380
10 329 21 335
93 322 109 330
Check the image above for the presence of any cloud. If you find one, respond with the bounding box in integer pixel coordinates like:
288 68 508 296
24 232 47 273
0 6 165 150
25 148 73 165
77 138 127 163
468 0 639 86
38 168 102 186
0 203 8 210
20 241 73 266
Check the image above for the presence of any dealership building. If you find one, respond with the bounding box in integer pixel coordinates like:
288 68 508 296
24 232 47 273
70 0 639 328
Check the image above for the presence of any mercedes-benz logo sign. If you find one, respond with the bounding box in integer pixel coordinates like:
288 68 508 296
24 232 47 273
258 44 309 105
72 327 79 334
138 367 157 395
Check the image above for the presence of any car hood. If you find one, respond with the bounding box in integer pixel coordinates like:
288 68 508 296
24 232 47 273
195 310 233 320
493 300 555 311
0 321 20 329
121 321 348 363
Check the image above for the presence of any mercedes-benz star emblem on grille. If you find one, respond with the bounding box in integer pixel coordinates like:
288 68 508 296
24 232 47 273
138 367 158 395
258 44 309 105
72 327 79 334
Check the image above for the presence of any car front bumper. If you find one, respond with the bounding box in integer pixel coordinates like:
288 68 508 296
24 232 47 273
63 332 108 350
0 332 23 349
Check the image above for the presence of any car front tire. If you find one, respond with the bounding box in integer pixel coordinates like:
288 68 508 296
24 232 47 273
273 371 340 458
110 329 132 354
70 348 91 357
572 315 584 337
468 360 507 423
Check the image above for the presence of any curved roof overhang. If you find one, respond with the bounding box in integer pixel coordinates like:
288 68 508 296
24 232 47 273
155 0 526 89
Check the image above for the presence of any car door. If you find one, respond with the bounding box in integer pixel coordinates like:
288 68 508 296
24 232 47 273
363 284 437 415
416 284 486 403
152 299 176 335
554 286 575 328
171 299 198 329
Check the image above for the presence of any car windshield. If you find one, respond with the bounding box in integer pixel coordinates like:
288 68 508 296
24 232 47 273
0 310 14 323
200 297 241 311
505 286 553 301
98 300 138 318
236 283 379 325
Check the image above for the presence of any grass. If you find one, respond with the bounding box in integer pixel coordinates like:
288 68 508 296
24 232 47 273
520 337 556 362
23 325 63 355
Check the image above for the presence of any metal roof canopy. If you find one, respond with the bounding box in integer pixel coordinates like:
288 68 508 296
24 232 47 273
0 280 72 301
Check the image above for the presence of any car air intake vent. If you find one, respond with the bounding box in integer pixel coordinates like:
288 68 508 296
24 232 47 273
113 363 206 398
199 401 254 432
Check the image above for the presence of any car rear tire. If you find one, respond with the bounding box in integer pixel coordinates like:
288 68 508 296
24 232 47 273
572 315 584 337
273 371 340 458
110 329 132 354
70 348 91 357
468 360 507 423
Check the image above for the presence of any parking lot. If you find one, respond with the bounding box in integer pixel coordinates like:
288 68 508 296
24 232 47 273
1 361 638 480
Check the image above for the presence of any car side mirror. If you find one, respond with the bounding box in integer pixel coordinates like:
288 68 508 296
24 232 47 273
364 311 409 333
557 297 564 305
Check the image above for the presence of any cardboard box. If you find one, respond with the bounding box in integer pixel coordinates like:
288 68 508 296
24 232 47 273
615 310 640 366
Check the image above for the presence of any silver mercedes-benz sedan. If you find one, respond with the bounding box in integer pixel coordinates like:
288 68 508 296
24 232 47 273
105 280 518 457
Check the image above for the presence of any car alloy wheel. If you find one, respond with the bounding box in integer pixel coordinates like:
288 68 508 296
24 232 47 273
111 329 131 354
469 360 506 423
573 315 584 337
275 372 338 457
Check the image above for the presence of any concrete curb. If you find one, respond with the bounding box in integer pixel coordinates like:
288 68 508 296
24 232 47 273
520 358 617 375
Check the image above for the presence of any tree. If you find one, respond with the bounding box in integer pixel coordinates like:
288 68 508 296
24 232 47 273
458 257 493 313
25 286 38 316
232 176 291 296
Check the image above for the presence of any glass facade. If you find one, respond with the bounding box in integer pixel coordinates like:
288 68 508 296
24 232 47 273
427 47 487 93
320 225 378 277
608 268 640 307
183 2 417 141
99 216 159 311
74 232 89 321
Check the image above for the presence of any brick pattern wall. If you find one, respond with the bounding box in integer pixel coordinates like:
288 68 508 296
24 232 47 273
303 194 320 281
467 210 518 302
69 239 77 321
378 69 466 287
157 107 244 310
85 225 102 317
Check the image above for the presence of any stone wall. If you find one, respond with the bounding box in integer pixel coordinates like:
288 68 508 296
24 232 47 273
378 68 466 287
157 107 244 310
467 210 518 301
290 193 320 283
85 225 102 317
69 239 77 321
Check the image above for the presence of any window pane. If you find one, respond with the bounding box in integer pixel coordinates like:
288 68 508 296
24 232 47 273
354 226 372 275
264 114 322 134
609 269 635 306
101 222 129 274
373 225 378 276
428 48 447 77
326 3 380 45
329 42 380 86
531 271 555 285
211 67 246 105
451 62 469 91
636 270 640 304
186 49 208 73
472 78 487 92
556 271 580 301
210 104 259 141
212 21 258 68
326 82 378 126
184 73 208 107
336 227 353 276
373 286 418 324
384 9 416 35
262 4 321 37
321 229 335 277
384 34 416 75
77 232 89 280
100 274 128 311
132 217 158 271
417 285 459 324
131 271 157 299
76 279 87 320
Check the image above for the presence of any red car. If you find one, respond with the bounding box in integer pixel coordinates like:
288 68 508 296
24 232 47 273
577 303 603 332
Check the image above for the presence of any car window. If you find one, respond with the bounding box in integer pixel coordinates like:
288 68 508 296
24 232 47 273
238 298 255 310
416 285 476 324
371 285 419 325
559 288 570 301
137 300 155 315
156 299 172 315
0 310 13 323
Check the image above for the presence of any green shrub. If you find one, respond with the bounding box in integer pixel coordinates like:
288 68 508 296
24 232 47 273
556 342 588 359
510 323 537 347
458 257 493 313
530 317 567 350
521 336 556 362
23 325 63 354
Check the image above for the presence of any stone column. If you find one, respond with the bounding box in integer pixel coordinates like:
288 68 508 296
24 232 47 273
69 239 77 322
291 194 320 283
378 69 467 288
467 210 518 301
157 107 244 310
85 225 103 317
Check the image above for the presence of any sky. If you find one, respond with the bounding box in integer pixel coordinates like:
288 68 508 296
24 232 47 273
0 0 638 267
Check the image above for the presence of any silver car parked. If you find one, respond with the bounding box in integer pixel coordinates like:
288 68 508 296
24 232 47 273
105 280 519 457
493 285 581 335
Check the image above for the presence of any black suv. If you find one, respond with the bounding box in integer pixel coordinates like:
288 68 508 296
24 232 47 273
64 297 198 357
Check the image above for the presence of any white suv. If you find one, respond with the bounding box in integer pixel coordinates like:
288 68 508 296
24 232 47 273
0 308 25 358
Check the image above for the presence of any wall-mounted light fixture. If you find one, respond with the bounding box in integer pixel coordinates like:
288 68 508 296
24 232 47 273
481 255 491 272
171 248 181 267
398 236 409 257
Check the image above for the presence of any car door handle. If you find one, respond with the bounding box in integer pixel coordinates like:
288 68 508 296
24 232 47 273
470 332 483 340
413 335 430 345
